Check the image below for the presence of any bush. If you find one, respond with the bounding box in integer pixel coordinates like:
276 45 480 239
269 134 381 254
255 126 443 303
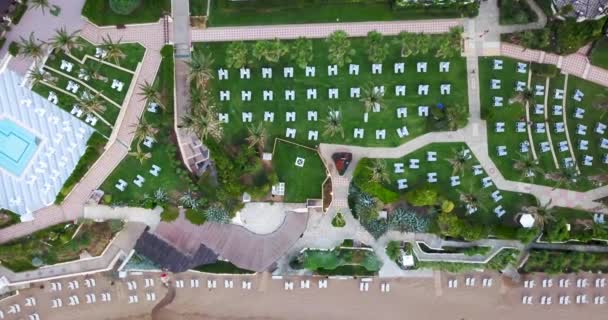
8 42 19 56
160 206 179 222
386 241 401 261
462 246 491 256
185 208 206 225
406 188 438 207
331 212 346 228
486 248 519 270
498 0 537 25
109 0 142 15
389 208 430 233
531 63 558 78
205 206 230 224
11 2 28 25
55 133 106 204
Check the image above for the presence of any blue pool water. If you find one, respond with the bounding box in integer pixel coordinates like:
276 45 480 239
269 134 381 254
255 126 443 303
0 118 38 176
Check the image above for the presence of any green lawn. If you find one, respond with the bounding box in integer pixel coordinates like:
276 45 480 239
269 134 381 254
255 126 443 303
272 140 328 202
100 46 190 205
382 142 538 227
196 36 468 149
190 0 208 16
0 221 123 272
590 38 608 70
498 0 538 25
82 0 171 26
208 0 478 26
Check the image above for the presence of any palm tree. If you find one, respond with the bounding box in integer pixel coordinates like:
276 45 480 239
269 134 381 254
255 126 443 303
435 40 454 59
510 88 534 107
30 0 52 14
322 108 344 138
27 68 55 86
128 145 152 164
520 199 555 229
458 189 486 213
130 116 158 143
393 31 416 58
49 27 81 55
513 152 540 181
186 51 214 90
17 32 46 63
139 81 164 110
367 159 389 184
180 109 223 141
101 36 126 65
79 63 103 81
445 105 468 131
360 85 384 113
246 122 268 151
446 147 470 176
78 90 106 115
544 167 578 190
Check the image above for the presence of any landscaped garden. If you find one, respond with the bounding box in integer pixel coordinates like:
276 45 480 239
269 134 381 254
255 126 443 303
291 247 382 276
498 0 538 25
521 249 608 274
207 0 479 27
196 29 468 149
82 0 171 26
350 142 539 240
272 140 328 202
0 220 124 272
542 207 608 243
480 56 608 191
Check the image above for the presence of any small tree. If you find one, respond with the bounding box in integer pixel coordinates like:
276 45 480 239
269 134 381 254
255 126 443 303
49 27 81 55
446 147 471 176
226 41 249 69
365 30 389 63
29 0 52 14
138 80 164 110
252 39 288 64
367 159 389 184
186 51 214 90
513 152 540 182
245 122 268 151
360 85 384 113
326 30 355 67
101 36 126 66
322 108 344 138
17 32 46 63
437 211 463 238
385 241 401 261
290 37 313 69
130 116 157 143
128 144 152 164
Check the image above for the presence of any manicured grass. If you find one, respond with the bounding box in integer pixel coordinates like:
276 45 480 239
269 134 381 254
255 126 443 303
55 133 107 204
0 220 123 272
479 57 601 191
194 260 255 274
208 0 478 26
383 142 538 227
82 0 171 26
590 38 608 70
566 75 608 187
68 38 146 72
272 140 327 202
196 37 468 148
498 0 538 25
31 84 113 137
100 46 189 206
190 0 208 16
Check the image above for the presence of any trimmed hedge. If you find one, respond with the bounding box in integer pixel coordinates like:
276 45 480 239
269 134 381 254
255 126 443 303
55 133 106 204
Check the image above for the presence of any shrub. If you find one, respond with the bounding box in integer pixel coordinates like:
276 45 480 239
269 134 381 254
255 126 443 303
331 212 346 228
205 206 230 224
389 208 429 233
531 63 558 78
160 206 179 222
462 246 491 256
406 188 438 207
386 241 401 261
185 208 206 225
486 249 519 270
10 2 28 25
8 42 19 56
109 0 142 15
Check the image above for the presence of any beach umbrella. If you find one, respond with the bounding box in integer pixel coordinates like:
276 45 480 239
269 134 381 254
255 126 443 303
519 213 535 228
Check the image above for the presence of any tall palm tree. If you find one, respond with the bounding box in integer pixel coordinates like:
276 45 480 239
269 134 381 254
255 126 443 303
49 27 81 55
458 187 487 213
130 116 158 143
446 147 470 176
360 85 384 113
245 122 268 151
513 152 540 182
30 0 52 14
17 32 46 63
368 159 389 184
101 36 126 65
139 81 164 110
27 68 55 86
128 145 152 164
510 88 534 107
520 199 554 229
180 109 223 141
186 51 214 90
445 105 468 131
322 108 344 138
78 90 106 115
544 167 577 190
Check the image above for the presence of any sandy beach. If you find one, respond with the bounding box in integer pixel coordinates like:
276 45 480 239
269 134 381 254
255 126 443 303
2 271 607 320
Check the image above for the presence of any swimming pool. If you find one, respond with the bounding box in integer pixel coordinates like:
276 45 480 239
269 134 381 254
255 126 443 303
0 118 38 176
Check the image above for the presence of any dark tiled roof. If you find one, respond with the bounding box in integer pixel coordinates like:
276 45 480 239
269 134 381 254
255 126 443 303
134 229 218 273
0 1 11 14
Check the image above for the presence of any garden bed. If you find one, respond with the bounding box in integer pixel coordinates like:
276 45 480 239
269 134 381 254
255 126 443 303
292 247 382 275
